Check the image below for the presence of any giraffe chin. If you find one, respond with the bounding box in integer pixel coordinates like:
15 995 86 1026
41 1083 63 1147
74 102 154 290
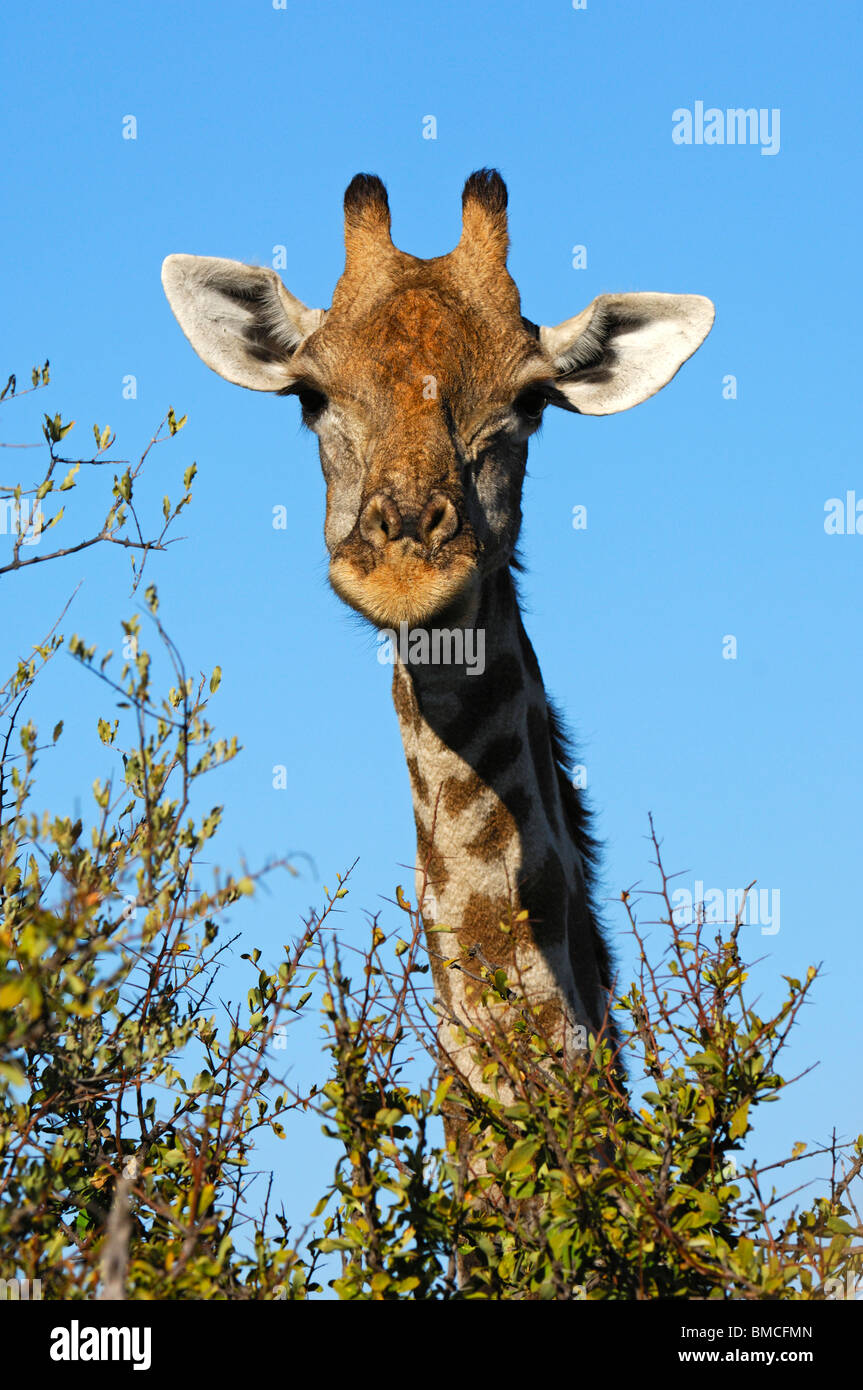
329 552 480 629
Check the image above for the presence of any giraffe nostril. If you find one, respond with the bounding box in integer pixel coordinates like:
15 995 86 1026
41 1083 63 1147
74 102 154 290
360 491 458 553
418 493 458 550
359 493 402 550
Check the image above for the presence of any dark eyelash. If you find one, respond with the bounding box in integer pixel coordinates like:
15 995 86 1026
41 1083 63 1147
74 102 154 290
289 383 328 416
513 387 547 421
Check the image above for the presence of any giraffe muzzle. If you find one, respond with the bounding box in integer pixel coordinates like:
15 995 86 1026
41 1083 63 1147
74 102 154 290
329 489 479 627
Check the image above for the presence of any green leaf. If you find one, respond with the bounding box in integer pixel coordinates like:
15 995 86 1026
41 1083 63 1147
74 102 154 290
375 1108 403 1127
0 980 26 1008
42 412 74 442
503 1137 542 1174
431 1075 454 1113
825 1216 854 1236
696 1191 721 1223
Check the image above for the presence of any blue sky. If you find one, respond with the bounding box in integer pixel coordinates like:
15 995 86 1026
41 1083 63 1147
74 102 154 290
2 0 861 1255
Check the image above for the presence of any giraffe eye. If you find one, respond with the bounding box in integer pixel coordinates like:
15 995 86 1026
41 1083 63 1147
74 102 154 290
296 386 328 417
514 388 547 422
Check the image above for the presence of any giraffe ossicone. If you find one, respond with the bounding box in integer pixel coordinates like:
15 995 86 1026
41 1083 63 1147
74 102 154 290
162 170 713 1094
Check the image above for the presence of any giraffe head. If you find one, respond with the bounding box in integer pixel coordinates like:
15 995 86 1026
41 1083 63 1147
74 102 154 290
162 171 713 628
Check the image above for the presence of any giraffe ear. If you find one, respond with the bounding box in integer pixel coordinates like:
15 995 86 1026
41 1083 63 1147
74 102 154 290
161 255 326 392
540 292 714 416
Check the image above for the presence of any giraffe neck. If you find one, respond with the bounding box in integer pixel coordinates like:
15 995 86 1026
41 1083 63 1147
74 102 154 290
391 566 611 1079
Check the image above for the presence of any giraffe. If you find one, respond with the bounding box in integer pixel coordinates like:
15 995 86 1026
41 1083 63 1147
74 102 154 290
162 170 713 1098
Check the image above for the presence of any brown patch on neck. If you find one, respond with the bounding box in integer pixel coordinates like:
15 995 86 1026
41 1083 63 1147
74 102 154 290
440 771 480 819
405 754 429 805
458 889 517 1004
415 817 449 897
464 795 527 861
392 665 422 734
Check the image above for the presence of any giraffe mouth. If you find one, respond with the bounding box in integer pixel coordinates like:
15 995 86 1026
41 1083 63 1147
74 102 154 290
329 544 480 628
